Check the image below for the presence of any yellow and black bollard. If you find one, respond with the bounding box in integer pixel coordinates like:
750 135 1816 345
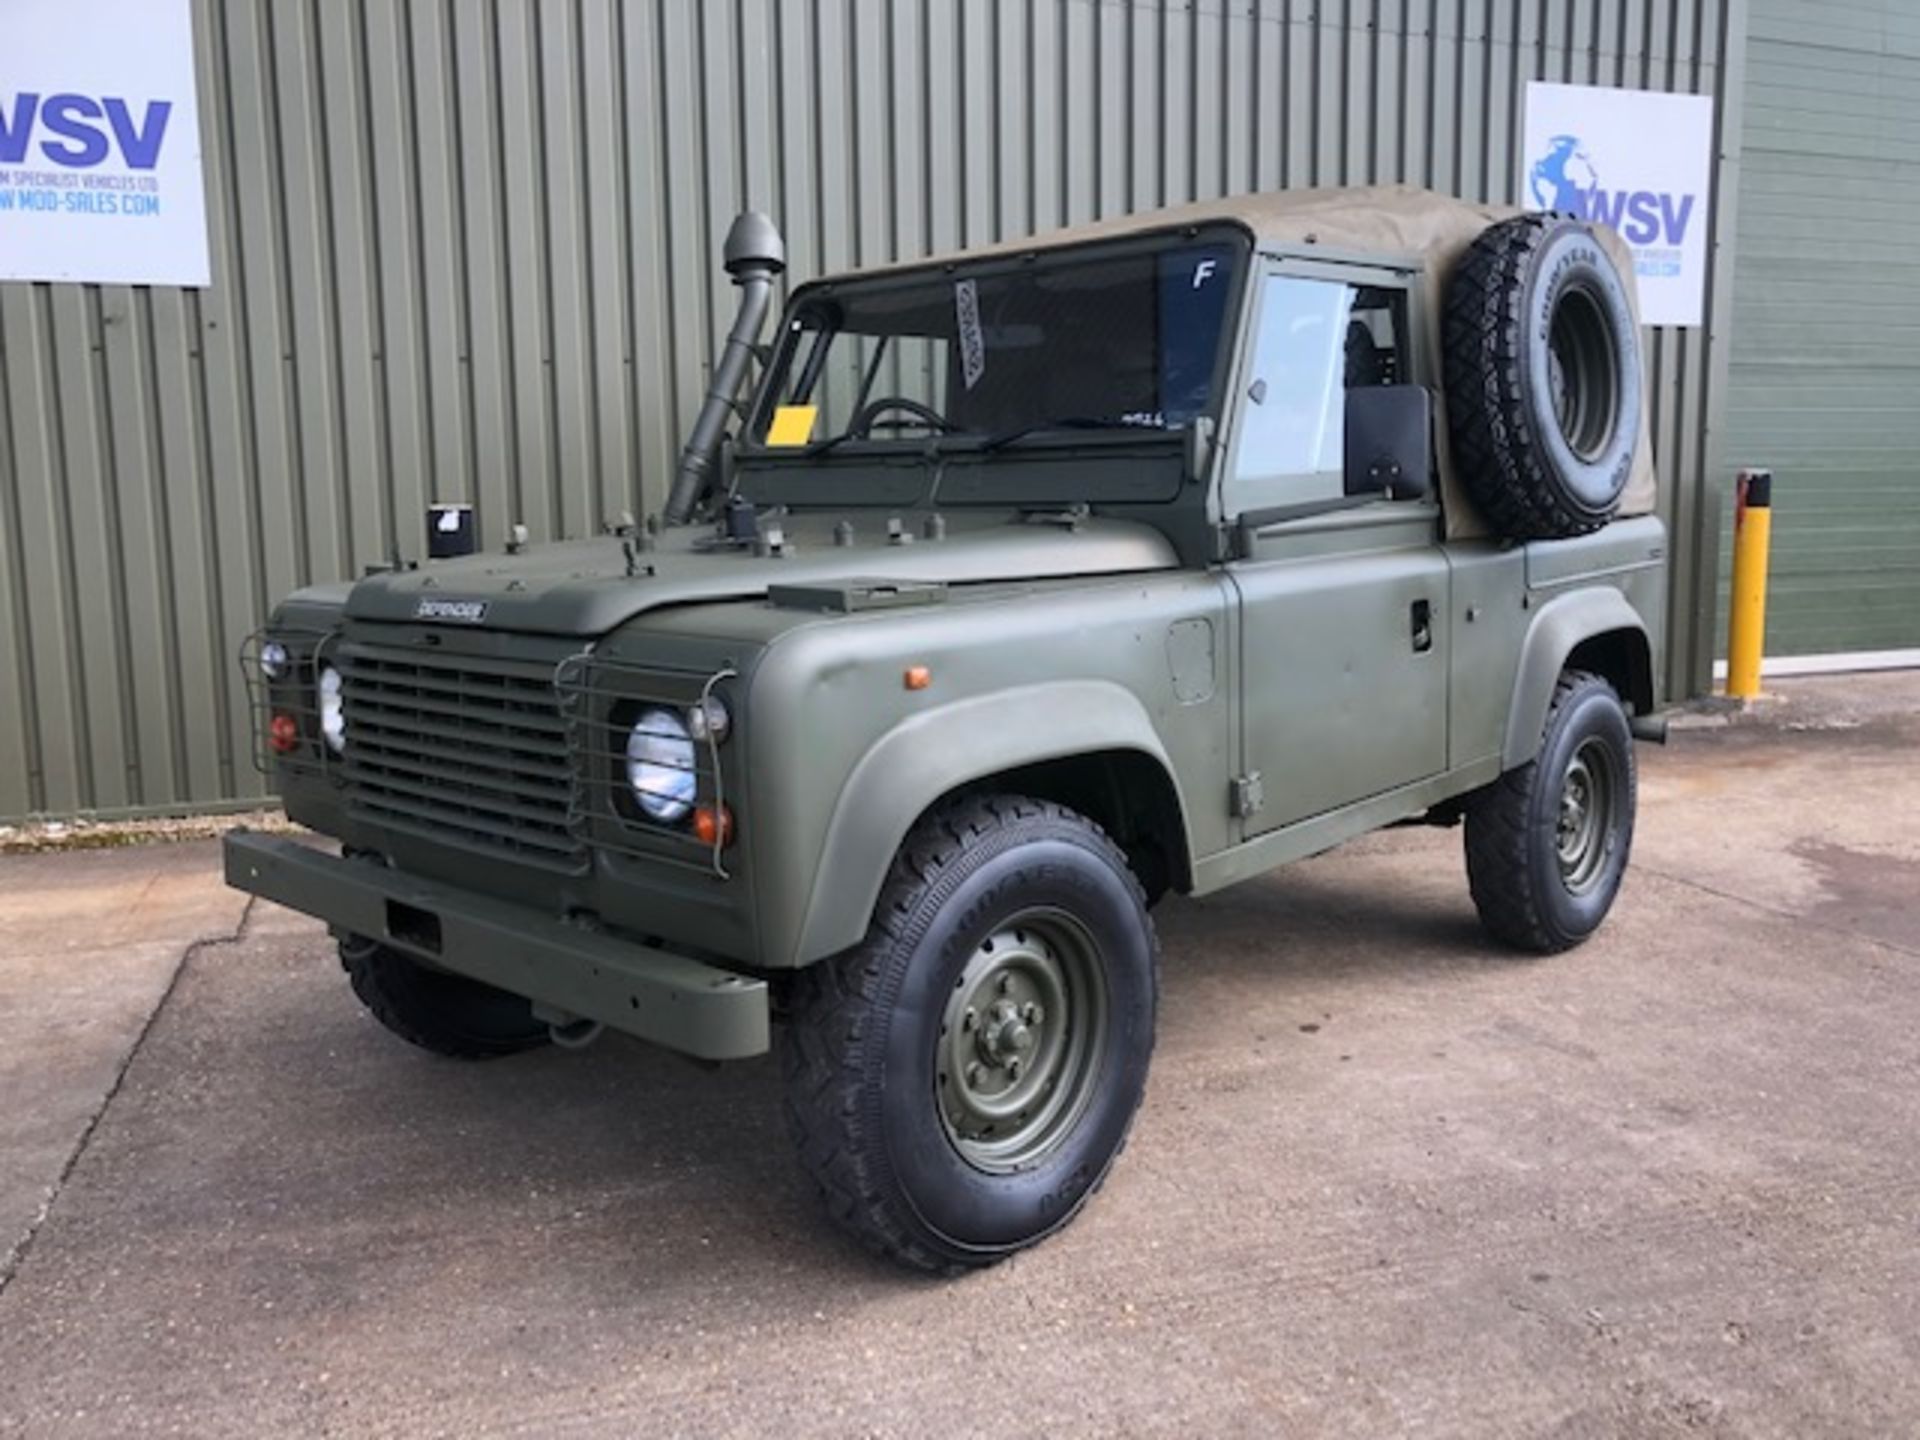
1725 468 1774 700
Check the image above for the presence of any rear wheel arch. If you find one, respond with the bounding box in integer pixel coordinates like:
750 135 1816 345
1565 627 1655 717
1503 591 1654 769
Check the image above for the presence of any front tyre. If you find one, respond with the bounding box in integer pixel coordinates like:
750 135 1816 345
1465 670 1638 953
781 795 1158 1273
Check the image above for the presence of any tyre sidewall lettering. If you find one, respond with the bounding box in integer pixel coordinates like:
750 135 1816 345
1522 227 1643 515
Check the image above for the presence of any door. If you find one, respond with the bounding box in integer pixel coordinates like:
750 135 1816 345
1224 264 1450 835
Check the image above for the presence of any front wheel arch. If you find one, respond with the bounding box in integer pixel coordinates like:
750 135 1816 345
788 680 1193 966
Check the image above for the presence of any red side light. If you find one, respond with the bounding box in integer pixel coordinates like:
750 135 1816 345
269 712 300 754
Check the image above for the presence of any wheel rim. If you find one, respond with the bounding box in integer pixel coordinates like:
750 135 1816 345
1556 737 1617 895
1548 281 1620 463
936 908 1109 1174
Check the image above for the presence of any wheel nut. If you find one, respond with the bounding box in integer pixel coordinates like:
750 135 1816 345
962 1007 978 1033
1022 1002 1043 1025
966 1063 983 1088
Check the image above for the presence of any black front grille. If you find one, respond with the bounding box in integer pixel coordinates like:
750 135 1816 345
339 643 582 868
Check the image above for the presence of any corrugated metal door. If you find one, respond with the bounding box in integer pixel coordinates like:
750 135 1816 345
1 0 1743 822
1722 0 1920 656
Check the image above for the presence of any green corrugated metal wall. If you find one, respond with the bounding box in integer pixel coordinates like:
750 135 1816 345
1 0 1743 823
1722 0 1920 656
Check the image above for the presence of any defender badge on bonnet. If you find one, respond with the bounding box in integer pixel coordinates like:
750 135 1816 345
413 597 489 623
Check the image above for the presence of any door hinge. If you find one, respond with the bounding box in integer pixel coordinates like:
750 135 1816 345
1230 771 1265 818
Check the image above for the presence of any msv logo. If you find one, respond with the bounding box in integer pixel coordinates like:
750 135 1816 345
1528 133 1695 247
0 92 173 170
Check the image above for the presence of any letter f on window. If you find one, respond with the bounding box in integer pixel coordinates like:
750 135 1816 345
1192 259 1217 290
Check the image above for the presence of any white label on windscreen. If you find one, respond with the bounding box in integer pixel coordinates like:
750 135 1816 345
954 279 986 389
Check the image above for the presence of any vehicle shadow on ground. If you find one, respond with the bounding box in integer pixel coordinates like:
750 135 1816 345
1154 844 1507 984
164 851 1518 1298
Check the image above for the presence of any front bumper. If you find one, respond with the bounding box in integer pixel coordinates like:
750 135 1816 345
223 831 769 1060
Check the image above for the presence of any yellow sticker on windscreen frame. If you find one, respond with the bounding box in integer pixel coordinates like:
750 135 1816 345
766 404 819 447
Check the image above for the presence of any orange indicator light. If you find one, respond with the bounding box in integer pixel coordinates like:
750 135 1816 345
693 803 735 848
904 665 932 691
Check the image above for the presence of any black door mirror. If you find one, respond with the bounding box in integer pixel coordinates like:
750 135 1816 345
1344 385 1432 501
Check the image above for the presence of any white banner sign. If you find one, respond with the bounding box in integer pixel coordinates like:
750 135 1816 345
0 0 211 287
1522 82 1715 327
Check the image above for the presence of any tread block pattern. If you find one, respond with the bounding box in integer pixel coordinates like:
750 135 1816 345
779 793 1154 1274
1464 670 1626 954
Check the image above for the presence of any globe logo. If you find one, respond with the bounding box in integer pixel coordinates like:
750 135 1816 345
1530 134 1600 213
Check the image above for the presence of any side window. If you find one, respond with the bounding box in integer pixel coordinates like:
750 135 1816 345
1228 274 1407 512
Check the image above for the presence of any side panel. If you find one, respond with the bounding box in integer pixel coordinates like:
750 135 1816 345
1444 542 1530 772
1194 519 1668 896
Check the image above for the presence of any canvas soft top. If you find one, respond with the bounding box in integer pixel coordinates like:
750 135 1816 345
820 184 1658 539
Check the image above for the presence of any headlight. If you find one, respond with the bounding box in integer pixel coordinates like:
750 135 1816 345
626 707 696 821
259 640 291 681
318 665 347 754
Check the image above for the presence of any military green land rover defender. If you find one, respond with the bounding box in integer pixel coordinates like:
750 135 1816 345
227 186 1668 1272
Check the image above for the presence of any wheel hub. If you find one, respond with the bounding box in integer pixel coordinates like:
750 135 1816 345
936 911 1108 1174
1556 739 1615 895
978 998 1040 1069
1547 281 1620 463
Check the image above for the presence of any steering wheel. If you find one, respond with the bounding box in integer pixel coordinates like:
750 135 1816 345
850 396 954 437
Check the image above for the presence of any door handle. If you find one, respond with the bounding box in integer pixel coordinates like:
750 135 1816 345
1410 599 1433 653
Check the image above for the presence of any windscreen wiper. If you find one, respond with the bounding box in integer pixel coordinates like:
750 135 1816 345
973 417 1171 453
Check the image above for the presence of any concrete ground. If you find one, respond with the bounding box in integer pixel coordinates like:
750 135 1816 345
2 674 1917 1439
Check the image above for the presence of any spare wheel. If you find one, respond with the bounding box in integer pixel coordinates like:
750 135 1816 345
1443 213 1642 539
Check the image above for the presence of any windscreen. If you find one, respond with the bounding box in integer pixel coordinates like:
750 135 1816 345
754 237 1240 451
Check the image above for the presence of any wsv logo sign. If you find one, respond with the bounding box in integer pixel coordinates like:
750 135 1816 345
0 93 172 170
1528 134 1694 246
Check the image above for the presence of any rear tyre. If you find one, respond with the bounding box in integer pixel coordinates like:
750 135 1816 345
339 935 551 1059
781 795 1158 1273
1465 671 1637 953
1444 213 1642 539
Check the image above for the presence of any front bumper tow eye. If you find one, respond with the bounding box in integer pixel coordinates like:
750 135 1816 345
534 1004 605 1050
